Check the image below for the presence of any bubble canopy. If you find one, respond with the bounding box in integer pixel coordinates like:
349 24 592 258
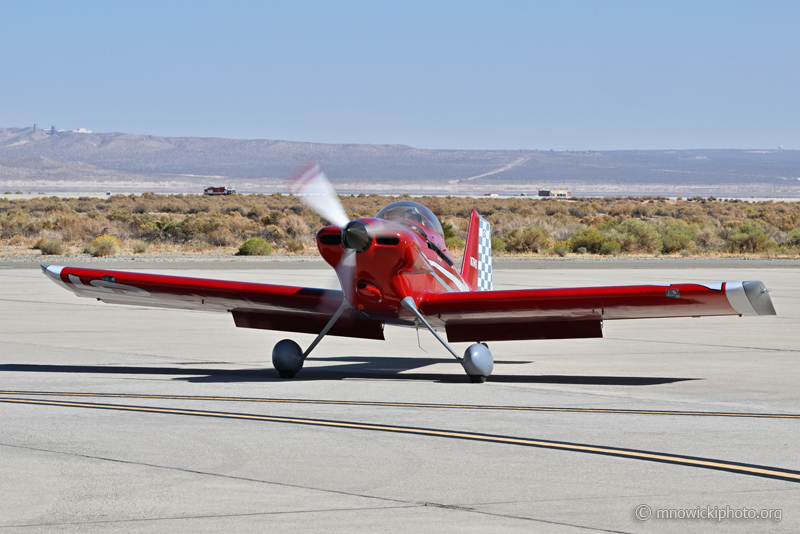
375 201 444 236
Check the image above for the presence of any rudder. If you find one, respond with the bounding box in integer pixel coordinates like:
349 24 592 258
460 209 492 291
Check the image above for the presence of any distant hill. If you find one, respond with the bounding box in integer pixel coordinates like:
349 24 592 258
1 127 798 196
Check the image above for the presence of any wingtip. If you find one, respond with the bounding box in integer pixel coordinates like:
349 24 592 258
41 265 64 278
728 280 777 316
744 280 777 316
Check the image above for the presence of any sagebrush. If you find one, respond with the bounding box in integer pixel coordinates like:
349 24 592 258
1 193 799 257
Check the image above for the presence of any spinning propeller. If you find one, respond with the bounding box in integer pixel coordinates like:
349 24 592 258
287 160 393 305
286 161 349 228
287 160 360 303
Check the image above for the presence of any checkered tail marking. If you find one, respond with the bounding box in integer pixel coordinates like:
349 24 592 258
477 217 493 291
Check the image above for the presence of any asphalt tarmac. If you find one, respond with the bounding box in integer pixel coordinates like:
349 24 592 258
1 264 798 533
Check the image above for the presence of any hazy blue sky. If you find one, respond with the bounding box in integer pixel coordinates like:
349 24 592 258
1 1 797 150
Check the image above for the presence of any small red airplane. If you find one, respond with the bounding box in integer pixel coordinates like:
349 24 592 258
42 162 776 382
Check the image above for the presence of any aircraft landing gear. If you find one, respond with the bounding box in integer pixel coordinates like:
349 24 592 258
463 343 494 383
272 339 304 378
400 296 493 383
271 299 352 379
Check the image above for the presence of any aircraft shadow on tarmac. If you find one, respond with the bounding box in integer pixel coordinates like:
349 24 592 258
0 361 698 386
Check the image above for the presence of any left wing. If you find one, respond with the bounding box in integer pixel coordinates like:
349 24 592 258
420 281 776 342
41 265 384 340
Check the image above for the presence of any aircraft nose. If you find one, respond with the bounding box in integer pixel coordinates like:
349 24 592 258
341 220 373 253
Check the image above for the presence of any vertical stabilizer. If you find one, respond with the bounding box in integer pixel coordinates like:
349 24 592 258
460 210 493 291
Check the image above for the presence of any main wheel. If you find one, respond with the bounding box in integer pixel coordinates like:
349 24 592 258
462 343 494 383
272 339 304 379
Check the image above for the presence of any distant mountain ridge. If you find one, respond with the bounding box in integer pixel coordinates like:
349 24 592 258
1 127 798 196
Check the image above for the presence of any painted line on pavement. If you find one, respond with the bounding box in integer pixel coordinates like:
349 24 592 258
2 396 799 483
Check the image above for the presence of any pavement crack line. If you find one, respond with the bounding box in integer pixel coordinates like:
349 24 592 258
0 341 213 362
2 397 800 483
606 337 800 354
0 441 408 507
0 505 418 529
0 442 628 532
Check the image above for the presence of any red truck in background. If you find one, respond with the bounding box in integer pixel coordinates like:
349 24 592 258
204 186 236 195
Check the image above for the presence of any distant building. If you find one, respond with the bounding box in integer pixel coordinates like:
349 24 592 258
73 128 92 133
484 192 500 197
538 189 571 198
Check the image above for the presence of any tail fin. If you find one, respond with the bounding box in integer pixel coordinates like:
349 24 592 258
460 210 492 291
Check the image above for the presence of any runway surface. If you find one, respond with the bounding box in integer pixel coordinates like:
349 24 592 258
1 265 798 532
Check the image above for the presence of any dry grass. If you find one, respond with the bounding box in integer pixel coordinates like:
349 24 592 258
35 238 66 255
1 193 799 258
85 234 121 257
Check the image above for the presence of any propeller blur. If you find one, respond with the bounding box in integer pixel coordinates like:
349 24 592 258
287 160 349 227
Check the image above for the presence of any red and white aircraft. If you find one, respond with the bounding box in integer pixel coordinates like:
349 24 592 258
42 162 776 382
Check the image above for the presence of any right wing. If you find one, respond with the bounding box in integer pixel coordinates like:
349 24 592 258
42 265 384 340
420 281 776 343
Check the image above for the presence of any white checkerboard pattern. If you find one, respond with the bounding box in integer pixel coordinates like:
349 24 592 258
477 217 493 291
